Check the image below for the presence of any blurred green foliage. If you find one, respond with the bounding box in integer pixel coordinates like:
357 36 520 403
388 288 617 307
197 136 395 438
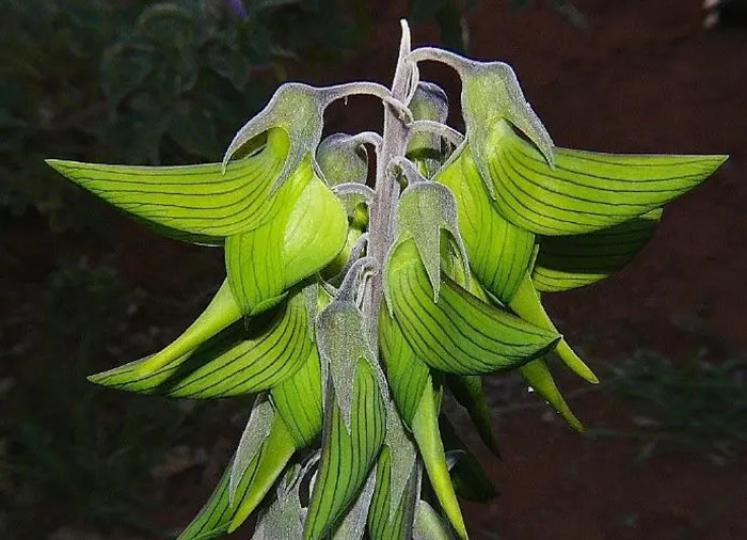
0 0 583 231
598 350 747 463
0 258 253 538
0 0 373 230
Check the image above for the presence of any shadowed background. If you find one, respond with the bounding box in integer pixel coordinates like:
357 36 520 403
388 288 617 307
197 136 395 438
1 1 745 538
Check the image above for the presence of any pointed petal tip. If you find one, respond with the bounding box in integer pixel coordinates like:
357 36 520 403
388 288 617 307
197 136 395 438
45 158 72 174
86 372 104 385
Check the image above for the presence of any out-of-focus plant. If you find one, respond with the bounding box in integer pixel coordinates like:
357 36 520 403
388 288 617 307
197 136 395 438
46 19 726 540
594 350 747 464
409 0 586 52
0 0 372 230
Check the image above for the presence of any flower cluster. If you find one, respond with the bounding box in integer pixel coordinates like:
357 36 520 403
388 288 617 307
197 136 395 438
47 22 726 540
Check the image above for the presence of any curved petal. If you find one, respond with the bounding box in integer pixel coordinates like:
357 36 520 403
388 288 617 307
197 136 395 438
386 239 560 375
484 120 726 235
303 362 386 540
437 144 535 302
520 359 583 431
94 280 242 379
46 128 290 244
89 289 314 398
533 209 662 292
225 158 347 316
271 346 324 448
509 272 598 384
283 172 349 285
379 309 430 428
177 409 296 539
411 377 467 539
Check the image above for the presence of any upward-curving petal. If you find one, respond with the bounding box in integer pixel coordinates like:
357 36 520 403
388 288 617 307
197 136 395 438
437 143 535 302
46 128 291 244
89 288 314 398
483 120 727 236
386 239 560 375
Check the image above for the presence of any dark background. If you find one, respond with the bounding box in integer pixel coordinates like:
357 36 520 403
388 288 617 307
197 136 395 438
1 1 745 539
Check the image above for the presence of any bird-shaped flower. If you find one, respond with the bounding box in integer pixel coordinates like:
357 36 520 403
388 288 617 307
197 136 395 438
44 22 729 540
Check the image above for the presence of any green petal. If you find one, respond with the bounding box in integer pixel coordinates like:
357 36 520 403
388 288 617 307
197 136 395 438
283 172 349 286
367 446 418 540
177 410 296 539
379 309 430 428
520 359 583 431
439 415 497 502
271 346 324 448
224 156 346 316
483 120 726 236
303 361 386 540
225 225 287 316
412 377 467 539
89 289 314 397
386 239 560 375
437 144 535 302
98 280 241 378
509 272 598 383
46 128 290 244
533 209 662 292
446 375 499 456
332 466 377 540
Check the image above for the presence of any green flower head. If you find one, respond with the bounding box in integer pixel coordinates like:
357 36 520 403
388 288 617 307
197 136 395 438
45 19 728 540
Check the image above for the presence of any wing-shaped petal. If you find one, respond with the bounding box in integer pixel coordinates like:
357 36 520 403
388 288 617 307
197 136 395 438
89 289 313 397
533 209 662 292
437 144 535 302
386 239 559 375
283 172 349 285
225 160 347 316
46 128 290 244
484 120 726 235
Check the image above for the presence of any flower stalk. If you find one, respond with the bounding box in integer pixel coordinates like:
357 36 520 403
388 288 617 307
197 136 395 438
363 19 416 343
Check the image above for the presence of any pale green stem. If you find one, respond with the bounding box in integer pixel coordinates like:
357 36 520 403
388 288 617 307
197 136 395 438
363 19 415 344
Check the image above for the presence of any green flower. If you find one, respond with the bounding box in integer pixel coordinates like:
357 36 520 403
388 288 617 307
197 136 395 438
44 21 729 540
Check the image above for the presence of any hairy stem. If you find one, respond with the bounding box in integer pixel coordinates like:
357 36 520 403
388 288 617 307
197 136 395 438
363 19 414 344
